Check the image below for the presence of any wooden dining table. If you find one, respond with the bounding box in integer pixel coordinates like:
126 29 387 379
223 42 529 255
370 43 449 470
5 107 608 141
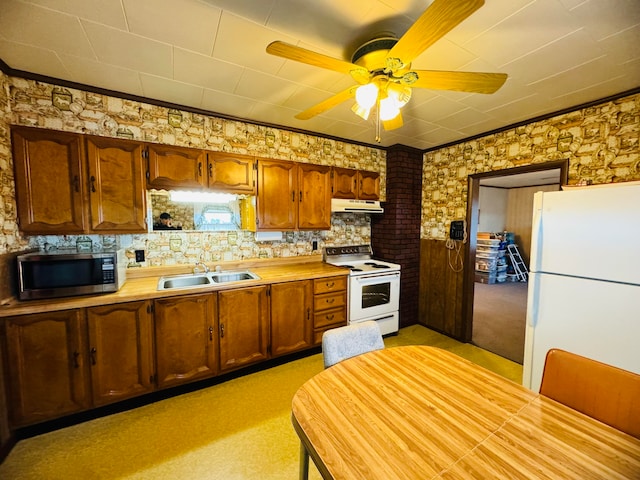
291 346 640 479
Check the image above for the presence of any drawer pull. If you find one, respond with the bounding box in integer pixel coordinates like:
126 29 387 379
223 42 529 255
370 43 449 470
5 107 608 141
326 282 334 288
326 298 335 304
90 347 97 365
326 314 334 320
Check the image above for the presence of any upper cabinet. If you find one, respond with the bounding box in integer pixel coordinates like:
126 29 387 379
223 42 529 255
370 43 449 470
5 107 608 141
12 127 88 234
146 146 255 194
332 167 380 200
11 127 148 235
86 135 147 233
146 144 207 190
256 159 331 231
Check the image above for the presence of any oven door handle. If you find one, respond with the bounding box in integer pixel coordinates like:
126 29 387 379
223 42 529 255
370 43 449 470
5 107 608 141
355 272 400 282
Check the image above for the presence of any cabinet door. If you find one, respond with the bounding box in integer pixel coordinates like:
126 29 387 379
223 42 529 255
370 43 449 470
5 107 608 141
332 167 358 199
358 170 380 200
218 286 269 372
256 159 297 230
270 281 313 357
86 301 154 406
208 152 256 193
154 294 218 389
86 136 147 233
11 126 87 234
146 144 207 190
4 310 90 426
298 164 331 230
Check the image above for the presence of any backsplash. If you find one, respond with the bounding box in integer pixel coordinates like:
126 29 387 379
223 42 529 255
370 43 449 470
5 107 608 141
0 73 385 259
25 213 371 267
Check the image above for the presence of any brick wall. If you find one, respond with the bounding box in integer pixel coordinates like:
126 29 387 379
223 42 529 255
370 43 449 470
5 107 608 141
372 144 423 327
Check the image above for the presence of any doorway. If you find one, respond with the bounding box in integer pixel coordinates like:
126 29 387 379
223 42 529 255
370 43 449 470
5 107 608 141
462 160 568 363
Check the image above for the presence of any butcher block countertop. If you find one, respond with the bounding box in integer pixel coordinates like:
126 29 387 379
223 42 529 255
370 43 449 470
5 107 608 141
0 256 349 317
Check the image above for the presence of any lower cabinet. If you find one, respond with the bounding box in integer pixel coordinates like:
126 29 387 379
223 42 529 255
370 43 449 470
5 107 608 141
86 301 155 406
154 293 218 389
1 275 348 427
3 310 91 426
217 286 270 372
270 280 313 357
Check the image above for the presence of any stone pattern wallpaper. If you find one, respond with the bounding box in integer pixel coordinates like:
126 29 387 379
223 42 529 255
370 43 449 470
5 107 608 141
422 92 640 240
0 74 386 261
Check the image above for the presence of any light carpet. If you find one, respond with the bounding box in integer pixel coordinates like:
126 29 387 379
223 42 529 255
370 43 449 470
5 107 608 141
0 325 521 479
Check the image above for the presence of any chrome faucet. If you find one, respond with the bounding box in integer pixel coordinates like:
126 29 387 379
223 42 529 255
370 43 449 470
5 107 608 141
193 261 210 274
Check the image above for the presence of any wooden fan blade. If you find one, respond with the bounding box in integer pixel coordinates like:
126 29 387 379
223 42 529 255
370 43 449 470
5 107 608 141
387 0 484 70
295 85 359 120
411 70 507 94
267 41 370 84
383 112 403 131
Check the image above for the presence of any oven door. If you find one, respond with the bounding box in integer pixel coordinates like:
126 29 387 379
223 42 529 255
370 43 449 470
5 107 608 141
349 271 400 322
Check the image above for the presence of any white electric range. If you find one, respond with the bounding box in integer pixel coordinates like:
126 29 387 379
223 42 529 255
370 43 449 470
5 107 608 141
323 245 400 335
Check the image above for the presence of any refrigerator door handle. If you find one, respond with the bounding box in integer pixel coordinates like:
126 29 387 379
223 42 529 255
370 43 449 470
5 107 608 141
530 191 544 272
528 273 541 327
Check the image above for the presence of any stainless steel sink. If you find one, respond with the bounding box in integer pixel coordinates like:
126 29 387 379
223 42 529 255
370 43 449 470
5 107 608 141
157 270 259 290
158 274 212 290
210 271 259 283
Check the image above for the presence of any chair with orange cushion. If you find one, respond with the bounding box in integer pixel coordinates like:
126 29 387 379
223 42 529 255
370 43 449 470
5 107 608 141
539 348 640 439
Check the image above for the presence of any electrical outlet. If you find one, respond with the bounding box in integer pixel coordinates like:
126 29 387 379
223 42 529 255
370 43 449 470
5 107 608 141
135 250 145 262
312 240 318 251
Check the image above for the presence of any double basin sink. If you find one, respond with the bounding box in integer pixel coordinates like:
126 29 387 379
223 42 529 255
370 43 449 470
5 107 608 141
157 270 260 291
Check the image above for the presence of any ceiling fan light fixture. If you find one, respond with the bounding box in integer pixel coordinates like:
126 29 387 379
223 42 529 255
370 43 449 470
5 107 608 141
379 96 401 121
355 83 378 109
351 102 371 120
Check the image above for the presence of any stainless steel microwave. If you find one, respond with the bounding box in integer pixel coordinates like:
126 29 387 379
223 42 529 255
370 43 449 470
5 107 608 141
17 250 126 300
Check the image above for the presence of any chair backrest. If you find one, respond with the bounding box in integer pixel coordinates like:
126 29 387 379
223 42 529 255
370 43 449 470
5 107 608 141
540 348 640 439
322 321 384 369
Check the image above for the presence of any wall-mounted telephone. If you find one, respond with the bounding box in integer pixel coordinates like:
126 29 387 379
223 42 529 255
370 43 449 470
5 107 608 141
449 220 467 242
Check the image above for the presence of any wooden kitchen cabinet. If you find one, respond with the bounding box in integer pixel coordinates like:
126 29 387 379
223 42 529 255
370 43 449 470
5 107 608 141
208 152 256 193
270 280 313 357
312 275 348 345
146 147 256 194
154 293 218 389
256 159 331 230
11 126 88 234
332 167 380 200
217 286 269 372
3 310 91 426
86 135 147 233
146 143 207 190
86 301 154 406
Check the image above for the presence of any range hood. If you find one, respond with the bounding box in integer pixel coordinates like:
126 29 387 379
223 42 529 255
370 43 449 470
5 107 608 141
331 199 384 213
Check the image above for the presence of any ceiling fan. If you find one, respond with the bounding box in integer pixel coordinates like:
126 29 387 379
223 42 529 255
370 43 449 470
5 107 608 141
266 0 507 142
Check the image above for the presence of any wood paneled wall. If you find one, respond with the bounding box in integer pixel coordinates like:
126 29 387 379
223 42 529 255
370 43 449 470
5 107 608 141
419 239 465 339
505 184 559 265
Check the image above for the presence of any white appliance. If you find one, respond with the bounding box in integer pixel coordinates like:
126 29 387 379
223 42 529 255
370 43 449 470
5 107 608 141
330 199 384 213
323 245 400 335
523 182 640 392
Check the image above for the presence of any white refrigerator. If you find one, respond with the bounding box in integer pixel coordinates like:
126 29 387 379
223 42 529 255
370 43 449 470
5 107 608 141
522 182 640 392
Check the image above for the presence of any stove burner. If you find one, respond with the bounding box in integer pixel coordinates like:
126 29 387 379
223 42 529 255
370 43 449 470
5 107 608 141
342 265 355 269
351 268 363 272
365 262 390 269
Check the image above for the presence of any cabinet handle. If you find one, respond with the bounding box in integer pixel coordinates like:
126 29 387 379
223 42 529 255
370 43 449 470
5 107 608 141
326 281 334 288
307 308 310 320
73 351 80 368
90 347 97 365
291 191 295 202
360 179 363 191
326 298 335 304
90 176 96 192
326 314 334 321
299 190 302 202
198 162 203 177
209 326 213 341
208 162 213 178
73 175 80 192
220 323 224 338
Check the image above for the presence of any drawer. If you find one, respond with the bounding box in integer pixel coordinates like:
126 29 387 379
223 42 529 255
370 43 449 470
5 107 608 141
314 306 347 329
314 291 346 312
313 322 347 346
314 276 347 295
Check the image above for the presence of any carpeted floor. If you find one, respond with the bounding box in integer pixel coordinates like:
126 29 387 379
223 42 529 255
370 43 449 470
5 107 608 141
472 281 528 364
0 325 521 480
